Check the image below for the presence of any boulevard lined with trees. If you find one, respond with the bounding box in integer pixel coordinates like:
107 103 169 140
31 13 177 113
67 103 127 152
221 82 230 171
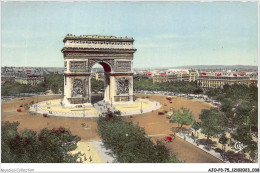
197 84 257 162
135 78 258 162
98 115 181 163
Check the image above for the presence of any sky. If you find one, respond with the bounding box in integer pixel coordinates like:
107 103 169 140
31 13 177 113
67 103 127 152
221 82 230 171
1 1 258 68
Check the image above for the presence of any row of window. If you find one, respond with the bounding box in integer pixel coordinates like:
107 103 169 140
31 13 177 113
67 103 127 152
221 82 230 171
198 80 249 87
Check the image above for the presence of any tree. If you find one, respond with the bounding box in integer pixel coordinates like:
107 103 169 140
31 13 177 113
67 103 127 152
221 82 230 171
171 108 194 132
192 121 201 138
219 133 228 160
44 73 63 94
199 108 224 145
233 100 253 128
248 85 258 103
236 100 252 116
91 78 104 91
232 126 256 162
220 98 233 112
1 81 46 96
249 106 258 133
232 126 252 147
1 121 20 162
133 78 199 95
1 121 81 163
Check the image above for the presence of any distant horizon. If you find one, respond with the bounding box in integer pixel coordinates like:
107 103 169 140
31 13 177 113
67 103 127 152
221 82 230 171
1 64 258 68
2 2 258 67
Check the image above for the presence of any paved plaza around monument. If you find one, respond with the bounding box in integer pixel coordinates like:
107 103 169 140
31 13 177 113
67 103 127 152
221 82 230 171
29 98 162 118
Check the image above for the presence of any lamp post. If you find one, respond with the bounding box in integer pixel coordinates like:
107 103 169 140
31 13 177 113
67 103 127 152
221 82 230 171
223 145 226 161
36 94 38 113
83 105 85 117
141 101 143 113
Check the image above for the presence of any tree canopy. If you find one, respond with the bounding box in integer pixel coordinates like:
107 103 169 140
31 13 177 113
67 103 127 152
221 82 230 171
1 121 81 163
1 82 46 96
199 108 225 141
91 78 104 92
134 78 201 94
44 73 63 94
98 116 180 163
171 108 194 131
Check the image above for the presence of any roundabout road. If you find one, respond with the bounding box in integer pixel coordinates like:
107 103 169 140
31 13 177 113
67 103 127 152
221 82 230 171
2 93 222 163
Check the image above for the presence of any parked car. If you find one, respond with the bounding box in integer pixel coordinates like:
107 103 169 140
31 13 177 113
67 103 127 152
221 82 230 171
158 112 164 115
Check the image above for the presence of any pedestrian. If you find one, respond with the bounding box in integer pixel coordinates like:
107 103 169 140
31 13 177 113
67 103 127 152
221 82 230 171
89 156 92 162
84 154 87 161
88 146 90 151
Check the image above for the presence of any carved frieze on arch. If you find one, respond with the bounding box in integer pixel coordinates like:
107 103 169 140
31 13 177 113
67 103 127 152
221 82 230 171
115 61 132 72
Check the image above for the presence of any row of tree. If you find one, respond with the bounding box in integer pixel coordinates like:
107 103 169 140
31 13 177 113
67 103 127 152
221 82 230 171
134 78 202 94
168 83 258 162
206 84 257 104
197 106 257 162
44 73 64 94
197 84 257 162
1 73 64 96
170 106 257 162
2 121 81 163
98 116 181 163
1 82 46 96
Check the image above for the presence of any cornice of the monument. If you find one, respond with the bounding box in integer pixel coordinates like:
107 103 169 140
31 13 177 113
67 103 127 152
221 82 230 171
63 34 135 43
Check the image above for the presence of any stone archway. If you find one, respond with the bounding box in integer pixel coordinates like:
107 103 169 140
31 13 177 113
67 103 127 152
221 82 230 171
89 61 111 104
62 34 136 107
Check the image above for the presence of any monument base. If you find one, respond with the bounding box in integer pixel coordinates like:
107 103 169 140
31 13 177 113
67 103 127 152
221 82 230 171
62 98 92 108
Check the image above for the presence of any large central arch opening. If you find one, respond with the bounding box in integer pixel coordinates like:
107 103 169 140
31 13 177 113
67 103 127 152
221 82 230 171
90 62 111 104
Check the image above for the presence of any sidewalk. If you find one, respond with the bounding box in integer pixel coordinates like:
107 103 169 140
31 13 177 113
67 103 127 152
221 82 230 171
116 99 162 116
89 140 117 163
29 103 100 118
70 140 117 163
176 130 228 163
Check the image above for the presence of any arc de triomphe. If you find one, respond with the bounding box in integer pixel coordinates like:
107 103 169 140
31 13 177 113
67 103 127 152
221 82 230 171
61 34 136 107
